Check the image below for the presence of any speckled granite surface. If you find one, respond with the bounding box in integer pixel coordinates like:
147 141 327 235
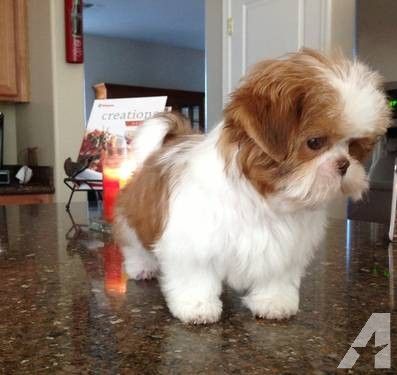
0 203 395 374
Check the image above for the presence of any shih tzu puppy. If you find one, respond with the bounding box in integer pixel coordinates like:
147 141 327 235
114 49 390 324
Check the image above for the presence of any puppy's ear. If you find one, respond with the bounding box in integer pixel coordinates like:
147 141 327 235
224 61 304 163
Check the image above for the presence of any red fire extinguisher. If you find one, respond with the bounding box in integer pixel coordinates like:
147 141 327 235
65 0 83 63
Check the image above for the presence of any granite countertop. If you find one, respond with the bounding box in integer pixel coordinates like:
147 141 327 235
0 203 395 374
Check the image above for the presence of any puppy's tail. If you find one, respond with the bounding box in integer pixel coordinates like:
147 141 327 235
132 112 193 165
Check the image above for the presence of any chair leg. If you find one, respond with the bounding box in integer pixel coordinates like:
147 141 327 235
65 187 76 211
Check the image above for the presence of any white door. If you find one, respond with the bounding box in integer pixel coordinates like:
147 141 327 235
223 0 330 102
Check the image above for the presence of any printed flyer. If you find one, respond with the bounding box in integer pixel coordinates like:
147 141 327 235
77 97 167 178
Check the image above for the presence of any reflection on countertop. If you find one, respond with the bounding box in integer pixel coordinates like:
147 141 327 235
0 203 395 374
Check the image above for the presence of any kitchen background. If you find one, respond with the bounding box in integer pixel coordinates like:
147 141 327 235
0 0 396 220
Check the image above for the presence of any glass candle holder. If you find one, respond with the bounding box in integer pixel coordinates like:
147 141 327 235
102 137 135 223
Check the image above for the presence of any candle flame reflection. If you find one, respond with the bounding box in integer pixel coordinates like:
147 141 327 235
103 243 127 295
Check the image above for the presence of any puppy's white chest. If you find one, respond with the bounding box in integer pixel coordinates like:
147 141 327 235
222 207 327 290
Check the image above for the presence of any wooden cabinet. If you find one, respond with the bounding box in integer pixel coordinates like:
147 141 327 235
0 0 29 102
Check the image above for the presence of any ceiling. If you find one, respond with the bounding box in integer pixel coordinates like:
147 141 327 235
83 0 205 50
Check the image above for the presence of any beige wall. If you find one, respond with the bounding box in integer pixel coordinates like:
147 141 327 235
205 0 223 130
0 103 17 164
16 0 85 202
357 0 397 82
50 0 85 203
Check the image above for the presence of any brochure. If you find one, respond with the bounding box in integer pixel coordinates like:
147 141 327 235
77 97 167 178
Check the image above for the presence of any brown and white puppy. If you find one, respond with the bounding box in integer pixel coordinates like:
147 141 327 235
115 49 390 324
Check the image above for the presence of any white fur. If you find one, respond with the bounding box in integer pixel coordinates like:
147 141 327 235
274 140 368 210
132 118 171 165
328 61 387 137
118 123 329 323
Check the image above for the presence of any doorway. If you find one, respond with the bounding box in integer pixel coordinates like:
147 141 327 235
83 0 205 128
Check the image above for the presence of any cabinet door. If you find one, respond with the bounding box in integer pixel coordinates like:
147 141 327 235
0 0 29 102
0 0 18 97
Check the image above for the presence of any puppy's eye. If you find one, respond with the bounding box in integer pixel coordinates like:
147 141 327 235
307 137 327 150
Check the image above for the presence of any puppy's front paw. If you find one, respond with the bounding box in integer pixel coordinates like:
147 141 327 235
243 291 299 320
168 298 222 324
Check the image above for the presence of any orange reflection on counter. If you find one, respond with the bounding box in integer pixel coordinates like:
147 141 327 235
103 243 127 295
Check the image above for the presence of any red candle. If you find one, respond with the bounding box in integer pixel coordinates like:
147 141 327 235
102 137 136 222
103 166 121 222
103 243 127 295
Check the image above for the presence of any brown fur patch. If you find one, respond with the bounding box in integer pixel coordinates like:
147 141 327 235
116 112 199 250
153 111 195 143
116 151 173 250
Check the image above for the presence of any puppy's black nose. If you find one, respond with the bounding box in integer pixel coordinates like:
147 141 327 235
337 158 350 176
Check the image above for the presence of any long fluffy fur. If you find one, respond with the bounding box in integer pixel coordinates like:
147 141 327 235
114 49 390 324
